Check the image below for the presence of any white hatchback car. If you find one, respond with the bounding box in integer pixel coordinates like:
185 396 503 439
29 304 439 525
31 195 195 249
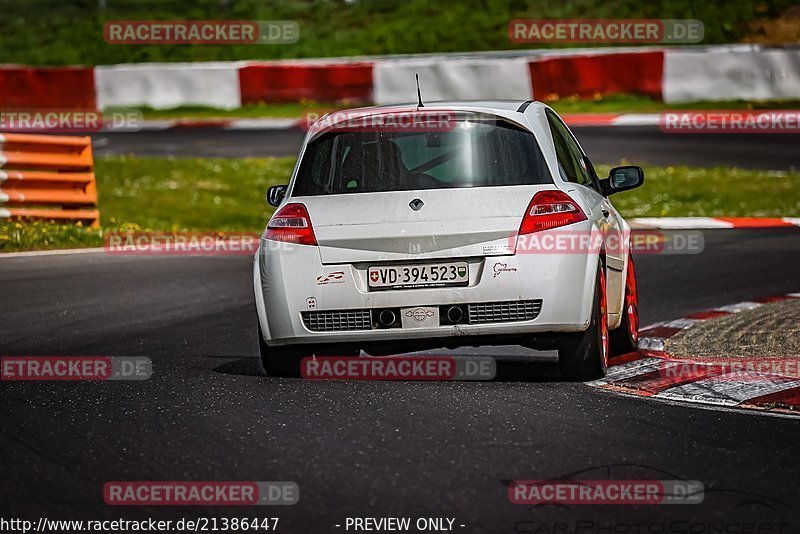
254 101 642 379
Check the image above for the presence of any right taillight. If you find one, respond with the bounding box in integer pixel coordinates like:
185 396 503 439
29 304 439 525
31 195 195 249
518 190 587 235
264 203 317 246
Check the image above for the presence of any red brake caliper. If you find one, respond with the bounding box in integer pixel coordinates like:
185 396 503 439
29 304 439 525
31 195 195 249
626 259 639 343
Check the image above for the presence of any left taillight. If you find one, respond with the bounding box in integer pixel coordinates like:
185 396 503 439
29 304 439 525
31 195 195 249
264 203 317 246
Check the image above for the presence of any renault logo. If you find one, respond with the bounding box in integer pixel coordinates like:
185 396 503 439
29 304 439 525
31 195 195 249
409 199 424 211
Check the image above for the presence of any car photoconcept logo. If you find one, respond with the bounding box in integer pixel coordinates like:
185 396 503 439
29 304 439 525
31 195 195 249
409 199 424 211
406 308 435 322
316 271 345 285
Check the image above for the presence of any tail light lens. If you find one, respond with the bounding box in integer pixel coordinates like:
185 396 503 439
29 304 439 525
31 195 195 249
264 203 317 246
519 190 587 235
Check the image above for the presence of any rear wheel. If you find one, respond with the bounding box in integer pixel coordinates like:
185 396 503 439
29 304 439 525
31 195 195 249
257 323 304 377
257 324 359 377
557 265 609 381
610 255 639 356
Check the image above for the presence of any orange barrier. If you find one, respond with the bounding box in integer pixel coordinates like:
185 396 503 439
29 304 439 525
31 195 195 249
0 133 99 227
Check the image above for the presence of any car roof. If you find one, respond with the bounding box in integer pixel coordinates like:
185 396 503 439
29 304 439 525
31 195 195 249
309 100 551 138
327 99 546 115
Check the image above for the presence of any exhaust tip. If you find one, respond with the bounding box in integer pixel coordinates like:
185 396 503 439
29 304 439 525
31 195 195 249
378 309 397 327
446 305 464 324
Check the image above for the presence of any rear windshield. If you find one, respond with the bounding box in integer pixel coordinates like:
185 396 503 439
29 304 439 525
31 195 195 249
292 116 551 196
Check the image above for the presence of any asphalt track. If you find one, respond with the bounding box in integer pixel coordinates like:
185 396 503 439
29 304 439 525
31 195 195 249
2 229 800 531
91 126 800 169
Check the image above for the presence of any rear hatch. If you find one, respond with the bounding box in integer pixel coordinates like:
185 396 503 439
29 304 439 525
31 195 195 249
290 110 554 264
301 186 553 264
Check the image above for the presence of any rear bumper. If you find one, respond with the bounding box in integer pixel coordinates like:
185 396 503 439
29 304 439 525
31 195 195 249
254 236 599 347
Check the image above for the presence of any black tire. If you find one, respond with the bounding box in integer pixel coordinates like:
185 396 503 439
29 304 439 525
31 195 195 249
611 255 639 356
557 265 609 381
257 323 304 377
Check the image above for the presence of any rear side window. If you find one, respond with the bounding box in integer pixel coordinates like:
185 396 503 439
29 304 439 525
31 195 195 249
292 117 550 196
546 110 592 187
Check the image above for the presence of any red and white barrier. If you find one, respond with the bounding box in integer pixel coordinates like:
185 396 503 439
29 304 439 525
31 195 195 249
240 61 373 104
529 49 663 100
374 57 532 104
95 62 243 110
1 45 799 110
0 67 96 109
663 46 800 103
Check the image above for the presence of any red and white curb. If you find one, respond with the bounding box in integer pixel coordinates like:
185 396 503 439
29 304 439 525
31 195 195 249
629 217 800 229
590 293 800 414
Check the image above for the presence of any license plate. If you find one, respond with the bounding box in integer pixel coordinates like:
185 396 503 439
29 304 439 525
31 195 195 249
368 262 469 290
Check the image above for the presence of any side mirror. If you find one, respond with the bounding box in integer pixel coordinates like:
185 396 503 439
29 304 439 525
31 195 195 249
266 185 288 207
601 166 644 195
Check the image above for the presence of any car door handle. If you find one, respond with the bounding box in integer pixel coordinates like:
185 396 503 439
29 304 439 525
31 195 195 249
601 209 610 218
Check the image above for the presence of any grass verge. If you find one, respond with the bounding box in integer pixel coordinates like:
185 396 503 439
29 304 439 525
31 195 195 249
133 102 347 121
1 157 797 253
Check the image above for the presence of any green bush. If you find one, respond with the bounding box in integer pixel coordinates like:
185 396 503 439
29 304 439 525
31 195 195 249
0 0 794 66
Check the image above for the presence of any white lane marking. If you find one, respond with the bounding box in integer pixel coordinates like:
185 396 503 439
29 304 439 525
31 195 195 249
714 301 762 313
782 218 800 227
662 318 702 329
638 337 667 352
610 113 661 126
628 217 734 229
225 118 301 130
0 247 105 258
655 374 800 406
788 293 800 298
589 357 672 386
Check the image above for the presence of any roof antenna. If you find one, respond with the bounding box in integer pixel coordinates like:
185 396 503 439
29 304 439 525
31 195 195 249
415 73 424 109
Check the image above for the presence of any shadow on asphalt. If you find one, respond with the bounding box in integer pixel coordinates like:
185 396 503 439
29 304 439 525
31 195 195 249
212 355 566 382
